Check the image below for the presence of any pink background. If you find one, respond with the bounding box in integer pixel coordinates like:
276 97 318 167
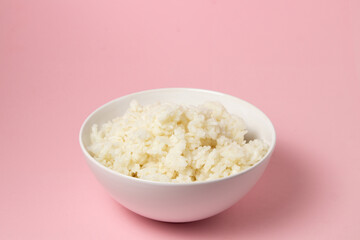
1 0 359 239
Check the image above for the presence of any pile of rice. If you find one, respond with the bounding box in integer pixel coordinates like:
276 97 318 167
88 101 269 183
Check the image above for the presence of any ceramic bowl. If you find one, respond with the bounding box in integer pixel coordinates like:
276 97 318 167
79 88 276 222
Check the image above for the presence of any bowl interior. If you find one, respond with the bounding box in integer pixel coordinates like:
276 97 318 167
80 88 275 156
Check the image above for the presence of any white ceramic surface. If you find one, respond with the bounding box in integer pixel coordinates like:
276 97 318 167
79 88 276 222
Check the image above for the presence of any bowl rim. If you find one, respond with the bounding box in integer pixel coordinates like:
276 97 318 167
79 88 276 186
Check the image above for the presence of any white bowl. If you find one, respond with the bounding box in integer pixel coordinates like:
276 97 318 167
79 88 276 222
